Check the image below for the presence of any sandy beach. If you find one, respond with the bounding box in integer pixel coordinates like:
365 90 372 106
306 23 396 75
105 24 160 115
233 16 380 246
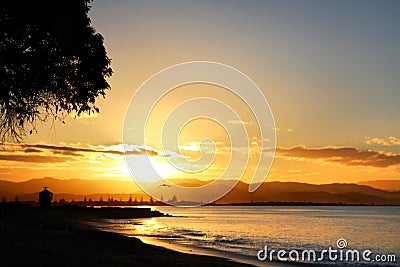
0 204 255 266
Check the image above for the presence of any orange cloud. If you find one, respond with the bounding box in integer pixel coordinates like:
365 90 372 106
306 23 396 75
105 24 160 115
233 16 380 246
365 136 400 146
274 146 400 168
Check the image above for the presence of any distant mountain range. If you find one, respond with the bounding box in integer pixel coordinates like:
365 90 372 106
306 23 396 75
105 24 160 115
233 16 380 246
357 180 400 192
218 181 400 205
1 177 399 205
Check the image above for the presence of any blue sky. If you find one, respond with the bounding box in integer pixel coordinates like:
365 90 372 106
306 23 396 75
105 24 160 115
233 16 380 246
3 0 399 184
86 0 400 149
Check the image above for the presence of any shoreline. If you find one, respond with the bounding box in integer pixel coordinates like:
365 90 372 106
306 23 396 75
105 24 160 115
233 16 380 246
136 236 268 267
0 205 256 266
78 216 285 267
133 236 333 267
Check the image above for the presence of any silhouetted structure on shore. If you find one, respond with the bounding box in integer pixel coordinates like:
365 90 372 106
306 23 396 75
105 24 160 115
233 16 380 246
39 186 53 208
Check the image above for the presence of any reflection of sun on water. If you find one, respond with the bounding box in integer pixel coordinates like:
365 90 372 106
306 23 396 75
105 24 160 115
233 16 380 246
132 218 164 236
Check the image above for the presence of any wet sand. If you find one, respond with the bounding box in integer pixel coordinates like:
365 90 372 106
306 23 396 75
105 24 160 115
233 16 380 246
135 236 282 267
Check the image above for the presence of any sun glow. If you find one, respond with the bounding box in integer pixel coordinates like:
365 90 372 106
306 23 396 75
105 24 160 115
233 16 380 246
124 155 182 182
150 157 182 178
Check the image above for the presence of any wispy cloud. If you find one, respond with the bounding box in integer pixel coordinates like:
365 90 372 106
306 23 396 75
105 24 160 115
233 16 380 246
122 144 163 157
274 146 400 168
228 120 253 125
365 136 400 146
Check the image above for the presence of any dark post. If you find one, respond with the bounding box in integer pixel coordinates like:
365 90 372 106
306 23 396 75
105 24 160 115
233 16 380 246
39 186 53 208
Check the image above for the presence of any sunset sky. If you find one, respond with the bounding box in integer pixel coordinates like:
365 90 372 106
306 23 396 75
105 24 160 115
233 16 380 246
1 0 399 187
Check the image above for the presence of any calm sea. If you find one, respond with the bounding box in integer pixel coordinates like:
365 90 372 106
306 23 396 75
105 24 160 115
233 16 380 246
88 206 400 266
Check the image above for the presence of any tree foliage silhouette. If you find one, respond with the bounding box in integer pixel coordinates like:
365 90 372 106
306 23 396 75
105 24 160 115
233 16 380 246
0 0 112 141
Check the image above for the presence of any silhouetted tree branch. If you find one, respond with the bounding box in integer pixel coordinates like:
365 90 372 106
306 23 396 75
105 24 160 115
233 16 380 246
0 0 112 141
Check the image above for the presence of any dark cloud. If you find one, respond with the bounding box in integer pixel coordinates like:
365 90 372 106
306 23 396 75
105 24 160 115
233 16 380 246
124 148 163 157
0 154 71 163
24 148 42 153
0 142 162 164
51 150 83 157
274 146 400 168
21 144 124 155
4 143 163 158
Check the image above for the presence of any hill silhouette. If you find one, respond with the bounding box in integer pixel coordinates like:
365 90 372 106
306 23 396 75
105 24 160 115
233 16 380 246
1 177 399 205
217 181 400 205
357 180 400 192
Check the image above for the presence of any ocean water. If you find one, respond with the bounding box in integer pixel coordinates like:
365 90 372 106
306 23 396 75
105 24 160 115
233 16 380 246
89 206 400 266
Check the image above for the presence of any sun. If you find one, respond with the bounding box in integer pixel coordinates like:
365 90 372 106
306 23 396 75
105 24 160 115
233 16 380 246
149 157 182 178
121 155 182 182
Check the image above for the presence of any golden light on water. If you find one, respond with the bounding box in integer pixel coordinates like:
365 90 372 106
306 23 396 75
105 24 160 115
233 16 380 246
131 218 164 236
